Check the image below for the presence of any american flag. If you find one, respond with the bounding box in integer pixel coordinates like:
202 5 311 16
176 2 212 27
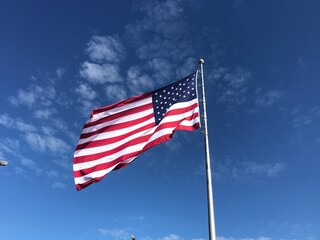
73 72 200 190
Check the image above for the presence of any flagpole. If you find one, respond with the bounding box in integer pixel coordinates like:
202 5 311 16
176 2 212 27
199 59 216 240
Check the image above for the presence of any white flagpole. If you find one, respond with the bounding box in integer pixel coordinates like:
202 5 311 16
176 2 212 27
199 59 216 240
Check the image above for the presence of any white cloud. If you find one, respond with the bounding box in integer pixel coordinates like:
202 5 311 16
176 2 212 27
136 37 193 61
9 89 36 106
24 132 47 152
33 108 57 119
99 228 130 240
147 58 175 85
74 82 100 116
21 157 42 175
14 167 24 174
80 61 123 84
43 135 71 153
139 234 183 240
217 237 235 240
0 137 43 175
209 67 251 112
86 35 125 63
52 182 67 189
297 58 307 69
76 98 98 117
75 82 98 100
241 162 285 177
0 138 20 156
53 157 71 170
47 170 58 178
105 84 128 102
161 234 182 240
127 66 154 94
56 67 66 78
215 160 285 181
131 0 186 38
9 84 56 108
126 0 195 61
24 132 71 154
176 57 198 79
217 237 271 240
255 90 284 107
41 126 56 136
291 106 320 129
0 114 37 133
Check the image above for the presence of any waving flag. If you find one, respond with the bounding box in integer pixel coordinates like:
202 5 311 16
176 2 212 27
73 72 200 190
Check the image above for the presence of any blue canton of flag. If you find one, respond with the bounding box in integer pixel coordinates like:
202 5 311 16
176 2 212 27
152 72 197 125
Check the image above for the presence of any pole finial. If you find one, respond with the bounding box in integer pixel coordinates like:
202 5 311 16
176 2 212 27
199 58 205 65
0 160 8 166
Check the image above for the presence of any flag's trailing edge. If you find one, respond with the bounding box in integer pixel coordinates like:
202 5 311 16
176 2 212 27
73 72 200 190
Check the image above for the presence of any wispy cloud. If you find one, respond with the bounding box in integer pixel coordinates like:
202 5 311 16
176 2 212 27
46 169 59 178
291 106 320 129
209 67 252 112
21 157 42 175
80 35 125 87
75 82 98 100
176 57 198 79
127 0 187 43
0 138 20 157
289 106 320 145
214 160 285 181
24 132 71 154
56 67 66 78
33 108 57 119
86 35 125 63
161 234 182 240
0 137 43 176
80 61 123 84
9 84 56 108
217 236 271 240
297 58 307 69
125 0 197 64
0 114 37 132
105 84 128 102
147 58 175 85
255 89 284 107
141 234 183 240
241 161 285 177
127 66 154 94
99 228 131 240
53 157 71 170
52 181 68 189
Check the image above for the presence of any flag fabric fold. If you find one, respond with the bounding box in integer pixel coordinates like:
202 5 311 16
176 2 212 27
73 71 200 190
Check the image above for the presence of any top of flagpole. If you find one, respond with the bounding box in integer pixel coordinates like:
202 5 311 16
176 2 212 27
199 58 205 64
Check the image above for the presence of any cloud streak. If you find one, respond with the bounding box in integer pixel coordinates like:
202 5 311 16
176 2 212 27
9 84 56 108
209 67 252 112
99 228 131 240
86 35 125 63
255 89 284 107
80 62 123 84
24 132 71 154
214 160 285 181
0 114 37 132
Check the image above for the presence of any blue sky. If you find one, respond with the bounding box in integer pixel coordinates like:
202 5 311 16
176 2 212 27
0 1 319 240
